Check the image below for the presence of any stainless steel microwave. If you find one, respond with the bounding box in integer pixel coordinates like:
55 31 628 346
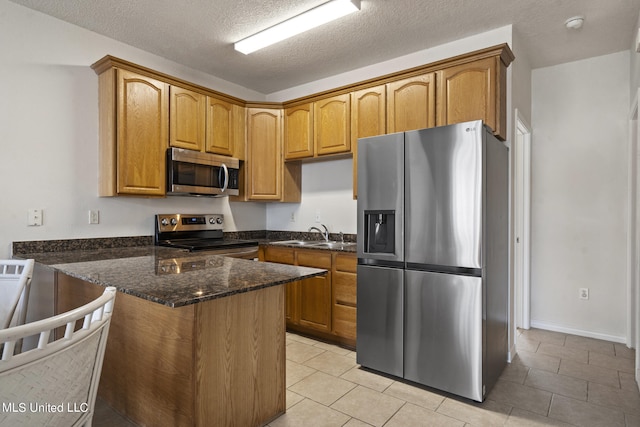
166 148 240 197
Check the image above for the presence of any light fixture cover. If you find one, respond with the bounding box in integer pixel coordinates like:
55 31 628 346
235 0 361 55
565 15 584 30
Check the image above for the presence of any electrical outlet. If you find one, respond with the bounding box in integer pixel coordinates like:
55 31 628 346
579 288 589 300
315 211 321 223
27 209 43 226
290 211 296 222
89 210 100 225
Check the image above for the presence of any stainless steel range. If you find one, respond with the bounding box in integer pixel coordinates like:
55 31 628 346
154 213 258 258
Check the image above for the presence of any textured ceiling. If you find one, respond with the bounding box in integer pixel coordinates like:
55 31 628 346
8 0 640 94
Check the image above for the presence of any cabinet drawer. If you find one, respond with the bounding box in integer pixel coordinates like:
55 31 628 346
333 253 356 273
333 272 356 306
263 247 295 264
297 250 331 269
332 305 356 340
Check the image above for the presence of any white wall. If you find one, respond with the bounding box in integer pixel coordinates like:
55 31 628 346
265 26 514 234
531 51 630 341
0 1 267 258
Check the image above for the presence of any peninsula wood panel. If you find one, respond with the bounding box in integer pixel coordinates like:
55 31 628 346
55 274 286 427
351 85 386 199
195 285 285 427
386 73 436 133
314 94 351 156
284 103 314 159
111 69 168 196
206 96 235 156
170 85 206 151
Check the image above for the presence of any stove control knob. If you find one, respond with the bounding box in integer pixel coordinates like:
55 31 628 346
216 217 223 224
161 218 169 226
170 218 178 226
209 217 215 224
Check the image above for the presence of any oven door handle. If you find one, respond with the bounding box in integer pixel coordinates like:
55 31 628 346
220 163 229 193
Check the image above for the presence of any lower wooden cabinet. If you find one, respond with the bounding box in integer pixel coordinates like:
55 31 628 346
260 246 357 348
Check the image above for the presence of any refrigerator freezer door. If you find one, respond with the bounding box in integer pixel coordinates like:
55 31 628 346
405 121 483 269
357 133 404 262
356 265 404 377
404 269 483 401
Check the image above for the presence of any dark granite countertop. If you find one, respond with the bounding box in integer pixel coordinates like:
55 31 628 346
15 246 326 308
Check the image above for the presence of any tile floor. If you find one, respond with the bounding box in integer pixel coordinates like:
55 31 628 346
95 328 639 426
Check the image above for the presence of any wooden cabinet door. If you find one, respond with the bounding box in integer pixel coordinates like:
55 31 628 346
262 247 299 325
386 73 436 133
284 104 313 159
297 250 332 333
314 94 351 156
351 85 386 198
332 253 357 343
436 57 500 137
206 97 234 156
169 86 205 151
116 70 168 196
247 108 282 200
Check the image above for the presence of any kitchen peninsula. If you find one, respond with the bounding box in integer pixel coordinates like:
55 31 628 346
15 244 326 427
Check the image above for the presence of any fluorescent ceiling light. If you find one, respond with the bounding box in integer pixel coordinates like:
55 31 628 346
234 0 361 55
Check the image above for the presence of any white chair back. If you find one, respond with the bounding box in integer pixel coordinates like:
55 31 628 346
0 259 35 330
0 286 116 427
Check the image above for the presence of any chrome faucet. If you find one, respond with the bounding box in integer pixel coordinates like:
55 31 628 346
308 224 329 242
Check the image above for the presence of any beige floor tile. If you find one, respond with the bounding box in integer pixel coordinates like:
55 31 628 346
626 412 640 427
499 360 530 384
382 380 445 411
587 382 640 415
514 350 561 373
548 394 626 427
285 390 305 409
589 351 636 374
505 407 575 426
516 334 541 353
564 334 616 356
537 342 589 363
486 379 552 416
286 359 317 387
385 402 464 427
620 371 640 393
304 349 357 376
270 398 350 427
558 358 621 388
286 341 326 363
311 340 353 356
288 371 357 406
614 343 636 360
331 385 404 427
287 333 322 346
524 368 587 400
436 397 511 426
340 366 395 392
519 329 567 346
343 418 374 426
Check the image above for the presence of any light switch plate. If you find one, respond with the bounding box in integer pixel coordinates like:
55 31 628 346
28 208 43 226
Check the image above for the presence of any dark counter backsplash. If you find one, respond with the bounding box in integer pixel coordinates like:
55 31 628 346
12 230 357 254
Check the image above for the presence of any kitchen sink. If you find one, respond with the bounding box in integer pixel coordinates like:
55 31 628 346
309 241 357 249
271 240 356 250
271 240 319 246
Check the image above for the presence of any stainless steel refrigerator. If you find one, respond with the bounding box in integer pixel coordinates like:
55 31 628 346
356 120 508 402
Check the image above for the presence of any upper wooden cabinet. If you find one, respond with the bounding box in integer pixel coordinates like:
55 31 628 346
314 94 351 156
437 56 505 139
351 85 386 199
97 68 168 197
284 103 313 160
246 108 301 202
169 86 205 151
206 97 235 156
386 73 436 133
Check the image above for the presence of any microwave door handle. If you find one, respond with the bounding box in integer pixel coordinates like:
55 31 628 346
220 163 229 193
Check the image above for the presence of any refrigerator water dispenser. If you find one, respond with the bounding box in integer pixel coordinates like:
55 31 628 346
364 210 395 254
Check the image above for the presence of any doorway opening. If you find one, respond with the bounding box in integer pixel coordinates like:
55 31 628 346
514 109 532 335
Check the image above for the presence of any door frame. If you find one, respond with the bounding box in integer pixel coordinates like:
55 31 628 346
514 109 532 334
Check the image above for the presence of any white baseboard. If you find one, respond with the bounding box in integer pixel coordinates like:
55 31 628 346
530 320 627 344
507 343 517 363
